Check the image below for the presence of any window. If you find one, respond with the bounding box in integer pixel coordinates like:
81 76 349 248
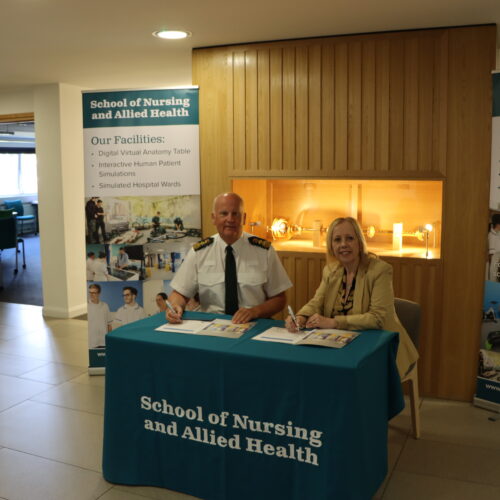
0 153 38 196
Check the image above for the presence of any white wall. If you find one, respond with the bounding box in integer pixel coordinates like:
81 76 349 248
0 88 34 114
34 84 86 317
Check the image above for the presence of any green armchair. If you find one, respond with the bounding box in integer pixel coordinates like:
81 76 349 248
4 199 36 235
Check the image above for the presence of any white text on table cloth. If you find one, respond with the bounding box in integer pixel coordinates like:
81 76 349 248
140 395 323 466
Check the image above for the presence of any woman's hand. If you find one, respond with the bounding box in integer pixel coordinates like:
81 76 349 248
305 314 337 329
285 314 307 332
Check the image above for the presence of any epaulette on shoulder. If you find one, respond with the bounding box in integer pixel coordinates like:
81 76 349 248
193 237 214 252
248 236 271 250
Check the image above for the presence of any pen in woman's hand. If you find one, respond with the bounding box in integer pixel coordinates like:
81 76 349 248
287 305 301 331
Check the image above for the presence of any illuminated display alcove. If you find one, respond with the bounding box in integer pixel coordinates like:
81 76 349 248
233 179 443 259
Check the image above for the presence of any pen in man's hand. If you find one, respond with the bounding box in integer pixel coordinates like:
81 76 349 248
287 305 301 330
166 300 181 317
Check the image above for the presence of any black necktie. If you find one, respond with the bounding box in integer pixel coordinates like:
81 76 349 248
225 246 238 315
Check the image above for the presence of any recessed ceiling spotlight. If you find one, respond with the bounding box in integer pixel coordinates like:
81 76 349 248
153 30 191 40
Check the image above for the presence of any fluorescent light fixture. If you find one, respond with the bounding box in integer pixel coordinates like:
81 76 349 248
0 138 35 143
153 30 191 40
0 137 34 143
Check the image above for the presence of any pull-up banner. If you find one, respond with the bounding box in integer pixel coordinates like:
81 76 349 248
82 87 201 374
475 73 500 410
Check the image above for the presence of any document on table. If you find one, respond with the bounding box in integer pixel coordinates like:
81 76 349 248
198 319 255 338
155 320 210 334
251 327 302 344
253 327 359 348
155 319 255 339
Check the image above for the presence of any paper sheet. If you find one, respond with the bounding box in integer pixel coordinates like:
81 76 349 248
155 320 211 334
252 327 305 344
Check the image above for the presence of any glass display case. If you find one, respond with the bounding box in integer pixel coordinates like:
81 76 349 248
232 179 443 259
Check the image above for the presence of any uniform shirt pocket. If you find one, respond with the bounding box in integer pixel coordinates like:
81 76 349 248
238 272 266 286
198 272 225 286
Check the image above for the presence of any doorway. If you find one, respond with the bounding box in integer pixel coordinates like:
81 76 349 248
0 113 42 306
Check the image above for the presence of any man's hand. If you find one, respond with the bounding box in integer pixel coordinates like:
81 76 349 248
166 303 184 324
231 307 257 324
166 291 189 324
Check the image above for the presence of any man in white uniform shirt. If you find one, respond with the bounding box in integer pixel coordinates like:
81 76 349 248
167 192 292 324
114 286 146 328
87 284 112 347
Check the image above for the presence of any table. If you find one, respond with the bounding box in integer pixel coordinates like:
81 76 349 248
103 312 404 500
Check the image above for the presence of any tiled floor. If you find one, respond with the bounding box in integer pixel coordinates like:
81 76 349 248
0 302 499 500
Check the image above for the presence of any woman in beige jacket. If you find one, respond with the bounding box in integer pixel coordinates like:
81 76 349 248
285 216 418 377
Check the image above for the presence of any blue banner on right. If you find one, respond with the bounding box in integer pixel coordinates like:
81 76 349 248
476 72 500 410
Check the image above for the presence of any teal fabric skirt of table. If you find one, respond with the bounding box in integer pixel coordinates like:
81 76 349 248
103 312 404 500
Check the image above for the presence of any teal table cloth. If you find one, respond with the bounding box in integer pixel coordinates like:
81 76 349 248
103 312 404 500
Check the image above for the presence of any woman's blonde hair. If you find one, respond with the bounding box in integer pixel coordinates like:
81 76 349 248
325 217 370 264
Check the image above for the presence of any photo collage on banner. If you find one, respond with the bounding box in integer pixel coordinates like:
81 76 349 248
476 72 500 409
83 87 200 372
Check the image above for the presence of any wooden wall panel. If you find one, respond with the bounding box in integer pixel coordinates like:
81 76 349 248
245 50 258 172
334 43 349 172
206 29 450 177
433 35 449 176
321 44 335 171
348 41 362 172
375 39 390 171
257 49 270 172
309 45 322 172
389 40 405 172
283 47 296 172
193 25 496 400
270 48 283 171
192 49 232 234
403 38 419 173
439 26 496 400
233 51 246 174
361 41 376 171
296 46 309 172
418 36 434 173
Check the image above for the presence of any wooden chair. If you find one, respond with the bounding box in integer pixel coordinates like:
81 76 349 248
394 297 421 439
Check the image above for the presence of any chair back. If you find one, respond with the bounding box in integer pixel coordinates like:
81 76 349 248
4 199 24 216
0 215 18 250
394 298 421 348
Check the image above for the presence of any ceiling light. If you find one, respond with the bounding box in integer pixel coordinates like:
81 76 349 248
153 30 191 40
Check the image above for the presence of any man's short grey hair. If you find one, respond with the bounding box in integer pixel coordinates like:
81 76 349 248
212 192 245 213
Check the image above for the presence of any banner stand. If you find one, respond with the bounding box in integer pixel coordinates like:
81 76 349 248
473 396 500 414
82 87 201 374
475 72 500 412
